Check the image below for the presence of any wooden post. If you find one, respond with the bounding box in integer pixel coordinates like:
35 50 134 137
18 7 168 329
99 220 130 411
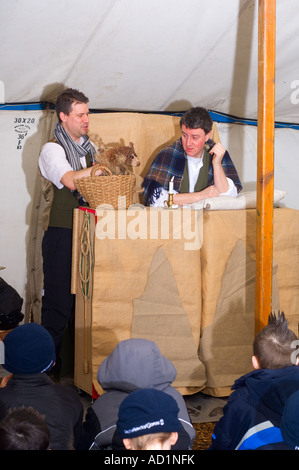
255 0 276 334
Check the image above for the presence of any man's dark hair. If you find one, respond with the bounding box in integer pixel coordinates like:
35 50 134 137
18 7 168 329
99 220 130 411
0 406 50 450
180 107 213 134
253 311 297 369
55 88 89 122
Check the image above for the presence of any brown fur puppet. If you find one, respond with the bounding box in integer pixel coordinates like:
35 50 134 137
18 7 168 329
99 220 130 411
95 142 140 175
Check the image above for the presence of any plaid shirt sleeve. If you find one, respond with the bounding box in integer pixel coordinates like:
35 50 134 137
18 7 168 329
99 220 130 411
142 139 186 205
207 150 243 193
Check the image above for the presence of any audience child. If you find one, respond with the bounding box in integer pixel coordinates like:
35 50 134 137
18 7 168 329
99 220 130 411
117 388 181 450
0 323 83 450
209 311 299 450
0 406 50 450
78 338 195 450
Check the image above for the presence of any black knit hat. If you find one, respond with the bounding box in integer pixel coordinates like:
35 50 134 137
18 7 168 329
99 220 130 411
3 323 55 374
117 388 182 439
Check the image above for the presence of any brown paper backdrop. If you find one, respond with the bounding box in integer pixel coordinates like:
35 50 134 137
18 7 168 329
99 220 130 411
73 207 299 397
89 207 204 396
199 208 299 396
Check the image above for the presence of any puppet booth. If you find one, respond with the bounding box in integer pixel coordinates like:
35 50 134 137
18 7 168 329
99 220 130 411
0 0 299 398
67 112 298 397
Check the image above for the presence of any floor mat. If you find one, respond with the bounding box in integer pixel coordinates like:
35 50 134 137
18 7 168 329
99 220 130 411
184 391 228 423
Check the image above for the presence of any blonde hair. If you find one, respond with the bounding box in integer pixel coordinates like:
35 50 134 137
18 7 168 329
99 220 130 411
128 432 172 450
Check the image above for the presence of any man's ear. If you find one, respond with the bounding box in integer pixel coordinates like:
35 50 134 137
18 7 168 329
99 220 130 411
123 438 133 450
59 111 67 123
205 130 212 143
169 432 178 446
252 355 260 370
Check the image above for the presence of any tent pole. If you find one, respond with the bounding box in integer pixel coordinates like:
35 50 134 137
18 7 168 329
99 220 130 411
255 0 276 334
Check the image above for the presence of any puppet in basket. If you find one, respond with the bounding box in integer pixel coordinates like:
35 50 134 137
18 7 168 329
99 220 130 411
74 142 140 209
95 142 140 175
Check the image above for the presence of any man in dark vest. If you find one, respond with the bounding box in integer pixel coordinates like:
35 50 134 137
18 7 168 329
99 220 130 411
39 88 101 380
142 107 242 207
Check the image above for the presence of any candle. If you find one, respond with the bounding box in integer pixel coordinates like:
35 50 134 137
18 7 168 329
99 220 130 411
169 176 174 193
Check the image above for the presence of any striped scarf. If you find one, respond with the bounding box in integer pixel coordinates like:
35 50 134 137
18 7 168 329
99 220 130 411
53 122 96 170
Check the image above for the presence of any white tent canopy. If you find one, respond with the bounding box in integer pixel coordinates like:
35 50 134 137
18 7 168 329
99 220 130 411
0 0 298 312
1 0 298 121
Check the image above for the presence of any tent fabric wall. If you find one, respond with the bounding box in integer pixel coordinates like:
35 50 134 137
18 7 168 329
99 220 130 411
216 122 297 210
0 109 56 315
1 0 299 124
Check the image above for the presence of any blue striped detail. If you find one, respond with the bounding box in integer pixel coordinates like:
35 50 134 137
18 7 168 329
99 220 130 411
209 110 299 129
0 103 53 111
0 105 298 129
237 426 283 450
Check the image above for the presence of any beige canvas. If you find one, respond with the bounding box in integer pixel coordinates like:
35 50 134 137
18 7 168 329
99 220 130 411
199 208 299 395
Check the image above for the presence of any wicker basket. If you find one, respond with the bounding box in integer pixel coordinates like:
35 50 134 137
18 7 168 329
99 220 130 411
74 164 136 209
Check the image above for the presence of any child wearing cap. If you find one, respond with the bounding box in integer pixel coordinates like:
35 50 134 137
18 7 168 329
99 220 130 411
0 322 83 450
0 406 50 450
209 312 299 450
117 388 181 450
78 338 195 450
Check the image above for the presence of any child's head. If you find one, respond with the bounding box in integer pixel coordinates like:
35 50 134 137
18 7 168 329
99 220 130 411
252 311 297 370
3 322 56 375
116 388 182 450
0 406 50 450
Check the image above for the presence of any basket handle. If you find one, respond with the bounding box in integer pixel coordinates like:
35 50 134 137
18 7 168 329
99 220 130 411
90 164 112 177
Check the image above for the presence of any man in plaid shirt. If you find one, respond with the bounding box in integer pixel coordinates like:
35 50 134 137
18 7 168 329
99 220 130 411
142 107 242 207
